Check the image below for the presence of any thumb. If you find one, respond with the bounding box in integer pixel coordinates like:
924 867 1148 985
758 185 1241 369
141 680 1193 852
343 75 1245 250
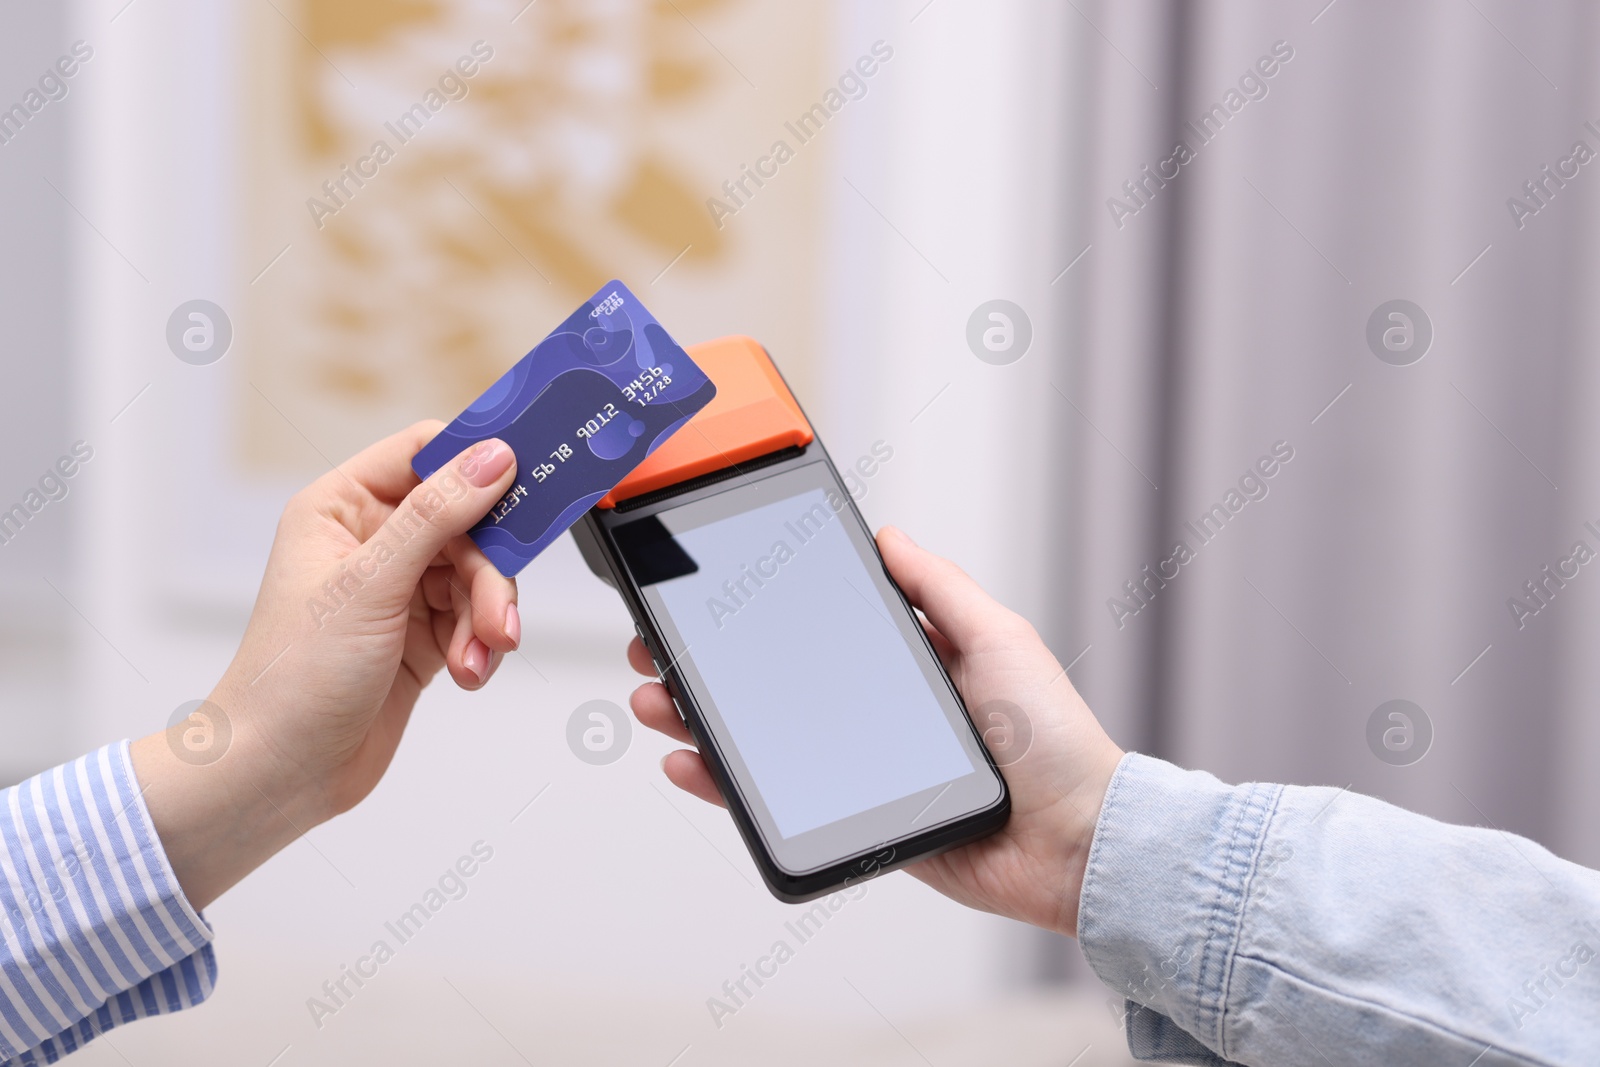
876 525 1026 651
366 439 517 608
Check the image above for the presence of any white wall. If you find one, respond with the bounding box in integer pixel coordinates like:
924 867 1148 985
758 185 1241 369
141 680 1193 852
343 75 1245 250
0 0 79 780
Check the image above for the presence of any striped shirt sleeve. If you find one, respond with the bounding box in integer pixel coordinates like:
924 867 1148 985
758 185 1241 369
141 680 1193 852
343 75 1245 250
0 742 216 1065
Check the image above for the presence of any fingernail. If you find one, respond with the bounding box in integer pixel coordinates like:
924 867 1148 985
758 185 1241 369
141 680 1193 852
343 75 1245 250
462 439 514 488
659 754 670 773
883 525 914 546
504 602 521 647
463 638 490 684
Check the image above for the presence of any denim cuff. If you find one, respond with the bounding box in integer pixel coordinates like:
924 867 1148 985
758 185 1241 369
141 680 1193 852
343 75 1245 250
1076 752 1279 1063
1123 1002 1233 1065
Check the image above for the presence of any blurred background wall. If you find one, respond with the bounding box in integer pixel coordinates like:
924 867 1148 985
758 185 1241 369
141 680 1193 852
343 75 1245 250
1 0 1596 1064
0 0 76 776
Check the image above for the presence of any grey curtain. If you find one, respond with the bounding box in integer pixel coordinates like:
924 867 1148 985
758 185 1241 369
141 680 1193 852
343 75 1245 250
1052 0 1600 875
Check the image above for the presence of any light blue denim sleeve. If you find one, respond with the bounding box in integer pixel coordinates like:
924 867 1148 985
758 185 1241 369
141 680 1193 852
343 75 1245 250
1076 753 1600 1067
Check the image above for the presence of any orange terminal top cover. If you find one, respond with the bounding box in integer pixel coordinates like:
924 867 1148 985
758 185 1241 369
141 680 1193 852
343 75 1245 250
598 335 814 508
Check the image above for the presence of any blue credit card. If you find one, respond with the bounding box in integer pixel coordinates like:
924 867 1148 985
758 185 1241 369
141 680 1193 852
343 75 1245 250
412 280 716 576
